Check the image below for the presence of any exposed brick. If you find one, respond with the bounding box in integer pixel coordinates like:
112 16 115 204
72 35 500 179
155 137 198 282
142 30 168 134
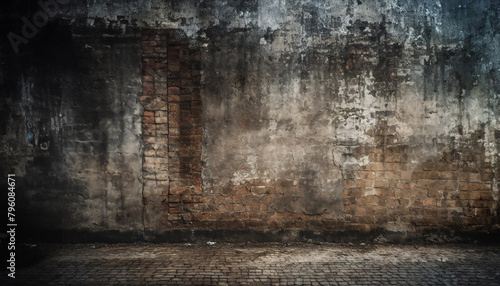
471 200 490 208
411 171 440 180
480 191 493 200
428 189 443 198
139 29 500 233
385 163 407 171
142 31 203 222
459 192 470 200
422 198 437 207
383 170 401 179
143 111 155 117
469 191 481 200
142 116 155 124
168 87 180 95
468 182 491 192
481 173 494 181
394 189 409 198
410 189 427 198
374 180 389 188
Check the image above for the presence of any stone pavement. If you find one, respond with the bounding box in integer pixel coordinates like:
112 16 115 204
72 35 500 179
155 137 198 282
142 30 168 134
1 242 499 285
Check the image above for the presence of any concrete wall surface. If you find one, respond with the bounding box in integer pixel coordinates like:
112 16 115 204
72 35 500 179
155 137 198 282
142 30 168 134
1 0 499 242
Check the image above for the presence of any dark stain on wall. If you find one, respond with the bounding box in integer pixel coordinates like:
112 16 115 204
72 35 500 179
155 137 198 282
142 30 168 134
1 17 143 241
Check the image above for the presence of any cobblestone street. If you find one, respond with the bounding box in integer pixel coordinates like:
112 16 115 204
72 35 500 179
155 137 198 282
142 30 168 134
1 242 499 285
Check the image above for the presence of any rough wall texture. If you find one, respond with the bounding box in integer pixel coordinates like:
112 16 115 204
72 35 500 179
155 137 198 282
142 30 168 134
140 29 202 236
1 0 499 242
1 18 144 240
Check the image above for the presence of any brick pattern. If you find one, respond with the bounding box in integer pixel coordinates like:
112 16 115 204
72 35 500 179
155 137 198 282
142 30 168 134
194 121 498 231
141 30 169 229
344 116 499 230
4 244 500 285
166 43 202 224
196 179 282 228
141 29 202 227
140 30 497 232
196 179 338 229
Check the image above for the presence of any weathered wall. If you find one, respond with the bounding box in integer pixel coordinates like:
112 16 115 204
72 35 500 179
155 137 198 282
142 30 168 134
1 14 144 240
195 0 500 238
1 0 499 242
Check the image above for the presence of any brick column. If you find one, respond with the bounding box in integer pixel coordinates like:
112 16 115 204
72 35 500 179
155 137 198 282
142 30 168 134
167 43 202 225
141 30 169 232
141 29 202 231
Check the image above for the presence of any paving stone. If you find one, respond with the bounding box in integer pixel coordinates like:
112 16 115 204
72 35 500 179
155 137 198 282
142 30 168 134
1 243 499 285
